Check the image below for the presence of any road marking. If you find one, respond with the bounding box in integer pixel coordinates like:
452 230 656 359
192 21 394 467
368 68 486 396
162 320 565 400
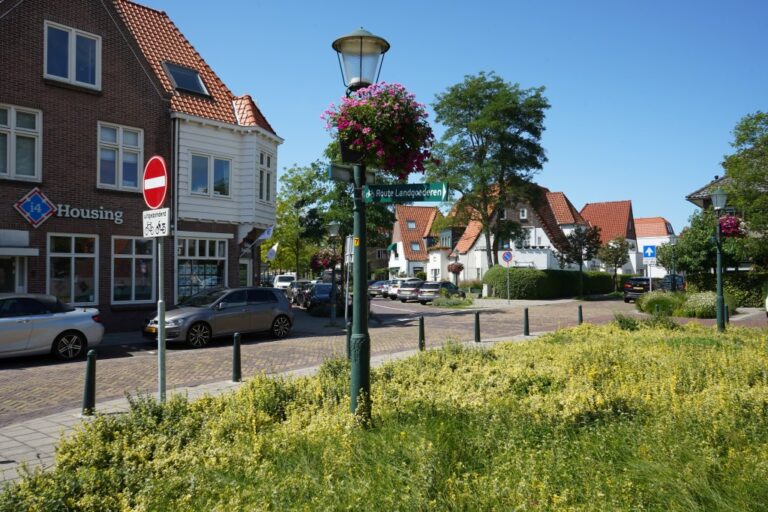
372 303 416 313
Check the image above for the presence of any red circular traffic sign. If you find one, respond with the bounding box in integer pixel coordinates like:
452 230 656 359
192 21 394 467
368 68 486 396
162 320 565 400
142 155 168 209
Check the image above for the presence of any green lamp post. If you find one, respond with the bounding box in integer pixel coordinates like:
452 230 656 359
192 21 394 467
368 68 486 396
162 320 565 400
711 187 727 332
668 233 678 292
332 28 390 417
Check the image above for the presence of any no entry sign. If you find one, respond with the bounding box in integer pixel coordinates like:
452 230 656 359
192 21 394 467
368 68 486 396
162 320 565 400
142 156 168 210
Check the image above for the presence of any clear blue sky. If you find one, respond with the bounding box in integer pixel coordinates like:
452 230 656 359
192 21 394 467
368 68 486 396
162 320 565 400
151 0 767 233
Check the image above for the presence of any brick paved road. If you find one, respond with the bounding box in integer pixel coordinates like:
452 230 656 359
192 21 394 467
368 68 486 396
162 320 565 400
0 298 763 427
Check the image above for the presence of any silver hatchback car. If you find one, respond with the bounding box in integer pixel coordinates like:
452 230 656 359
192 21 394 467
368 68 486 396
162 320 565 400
143 287 294 348
0 294 104 360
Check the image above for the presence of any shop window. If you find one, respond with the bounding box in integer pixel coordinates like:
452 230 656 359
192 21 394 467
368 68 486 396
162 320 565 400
177 237 228 301
0 104 42 181
98 123 142 190
48 234 97 305
112 237 154 303
44 21 101 89
190 154 231 197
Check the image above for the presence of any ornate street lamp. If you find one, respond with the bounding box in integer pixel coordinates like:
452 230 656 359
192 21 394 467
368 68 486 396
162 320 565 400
328 220 341 327
332 28 390 94
332 29 390 418
668 234 678 292
711 187 727 332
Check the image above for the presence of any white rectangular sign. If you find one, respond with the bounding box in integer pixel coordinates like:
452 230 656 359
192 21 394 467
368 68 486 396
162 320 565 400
143 208 170 238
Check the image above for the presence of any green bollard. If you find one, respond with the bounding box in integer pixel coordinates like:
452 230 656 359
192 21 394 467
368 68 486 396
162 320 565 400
578 305 583 325
346 321 352 360
232 332 242 383
82 349 97 416
524 307 530 336
474 311 481 343
418 315 425 351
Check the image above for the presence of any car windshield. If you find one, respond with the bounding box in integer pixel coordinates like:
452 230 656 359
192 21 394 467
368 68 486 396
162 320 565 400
178 288 228 307
277 276 294 283
420 283 440 290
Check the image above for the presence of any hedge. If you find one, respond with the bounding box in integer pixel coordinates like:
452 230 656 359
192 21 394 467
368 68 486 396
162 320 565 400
482 266 614 299
686 271 768 307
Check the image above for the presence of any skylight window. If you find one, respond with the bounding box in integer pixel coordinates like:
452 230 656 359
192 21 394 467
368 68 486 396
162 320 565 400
164 62 209 96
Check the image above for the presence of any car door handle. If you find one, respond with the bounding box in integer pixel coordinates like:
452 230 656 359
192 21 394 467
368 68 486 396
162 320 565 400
16 319 30 324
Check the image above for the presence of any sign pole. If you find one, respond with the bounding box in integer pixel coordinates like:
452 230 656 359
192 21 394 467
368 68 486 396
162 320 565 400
507 262 510 304
157 238 166 402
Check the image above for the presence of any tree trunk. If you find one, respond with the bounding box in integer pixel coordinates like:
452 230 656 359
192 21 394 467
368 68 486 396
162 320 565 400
578 260 584 297
484 229 494 270
613 267 618 291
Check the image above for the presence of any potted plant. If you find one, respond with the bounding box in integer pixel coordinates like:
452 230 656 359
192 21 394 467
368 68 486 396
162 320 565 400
719 214 746 237
322 82 434 179
447 262 464 285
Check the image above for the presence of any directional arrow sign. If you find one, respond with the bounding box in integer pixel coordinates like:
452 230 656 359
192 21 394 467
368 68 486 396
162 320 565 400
363 183 448 204
643 245 656 258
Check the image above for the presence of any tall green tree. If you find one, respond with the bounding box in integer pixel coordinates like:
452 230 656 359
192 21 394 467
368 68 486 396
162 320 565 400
427 72 550 268
721 111 768 269
556 226 602 296
597 236 630 291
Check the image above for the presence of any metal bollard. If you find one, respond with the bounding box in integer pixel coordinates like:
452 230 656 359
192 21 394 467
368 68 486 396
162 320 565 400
474 311 481 343
232 332 242 383
418 315 425 351
346 321 352 360
524 307 530 336
82 349 97 416
578 305 583 325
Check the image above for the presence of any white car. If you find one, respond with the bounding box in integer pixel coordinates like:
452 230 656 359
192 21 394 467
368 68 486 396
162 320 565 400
0 294 104 360
272 274 295 290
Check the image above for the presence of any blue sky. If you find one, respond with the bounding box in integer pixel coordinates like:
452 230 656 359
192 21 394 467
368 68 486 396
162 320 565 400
151 0 767 233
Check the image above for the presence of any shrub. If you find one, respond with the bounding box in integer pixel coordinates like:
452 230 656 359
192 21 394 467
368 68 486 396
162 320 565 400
482 266 615 299
686 271 768 307
415 271 427 281
432 296 474 308
613 313 640 331
677 291 737 318
636 291 685 315
458 279 482 290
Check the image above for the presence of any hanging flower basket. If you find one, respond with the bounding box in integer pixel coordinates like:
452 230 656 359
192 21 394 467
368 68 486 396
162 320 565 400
447 262 464 275
323 83 434 179
310 249 341 272
719 215 746 237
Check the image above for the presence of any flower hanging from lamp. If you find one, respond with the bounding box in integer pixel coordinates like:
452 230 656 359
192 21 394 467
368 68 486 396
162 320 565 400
310 248 341 272
323 82 435 180
447 262 464 275
718 214 745 238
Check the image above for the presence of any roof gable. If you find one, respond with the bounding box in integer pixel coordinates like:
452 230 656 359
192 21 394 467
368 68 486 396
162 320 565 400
113 0 275 134
635 217 674 238
580 200 636 244
394 205 438 261
545 192 585 225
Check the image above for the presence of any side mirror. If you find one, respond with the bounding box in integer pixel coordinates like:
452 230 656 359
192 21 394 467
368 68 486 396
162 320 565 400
215 302 226 310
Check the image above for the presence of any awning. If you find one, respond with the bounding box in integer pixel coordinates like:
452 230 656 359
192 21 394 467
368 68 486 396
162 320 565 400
0 247 39 256
386 243 397 251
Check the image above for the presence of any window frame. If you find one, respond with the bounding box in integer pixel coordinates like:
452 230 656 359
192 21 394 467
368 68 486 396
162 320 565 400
176 236 229 302
519 208 528 220
111 236 156 304
0 104 43 182
406 220 417 230
43 21 102 90
410 242 420 252
47 233 99 306
97 122 143 191
189 153 232 198
163 61 209 96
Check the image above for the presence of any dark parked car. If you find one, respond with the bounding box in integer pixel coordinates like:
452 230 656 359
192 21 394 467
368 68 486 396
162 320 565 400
416 281 465 304
623 277 663 302
660 274 686 291
143 287 294 347
305 283 343 313
397 280 425 303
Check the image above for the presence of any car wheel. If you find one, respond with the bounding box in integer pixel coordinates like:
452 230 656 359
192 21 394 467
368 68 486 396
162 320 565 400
459 292 466 299
52 331 87 360
272 315 292 338
624 298 629 303
420 301 427 305
400 299 407 303
186 322 211 348
389 296 397 301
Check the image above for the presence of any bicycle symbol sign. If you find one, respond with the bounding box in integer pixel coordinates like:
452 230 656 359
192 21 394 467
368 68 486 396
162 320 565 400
142 208 169 238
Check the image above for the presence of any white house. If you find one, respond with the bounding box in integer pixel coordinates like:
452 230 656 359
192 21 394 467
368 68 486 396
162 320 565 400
580 200 641 275
388 205 439 278
635 217 676 278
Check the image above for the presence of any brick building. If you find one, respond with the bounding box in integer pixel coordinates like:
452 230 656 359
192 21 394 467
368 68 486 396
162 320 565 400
0 0 280 331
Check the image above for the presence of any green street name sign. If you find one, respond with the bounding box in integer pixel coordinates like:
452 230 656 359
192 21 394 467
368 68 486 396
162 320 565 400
363 183 448 204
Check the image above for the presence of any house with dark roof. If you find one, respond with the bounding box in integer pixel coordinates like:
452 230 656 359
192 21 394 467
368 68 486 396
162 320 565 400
0 0 279 330
388 205 439 277
579 200 641 274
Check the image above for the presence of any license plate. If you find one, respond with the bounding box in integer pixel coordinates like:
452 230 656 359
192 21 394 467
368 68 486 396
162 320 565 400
633 287 644 291
144 326 157 334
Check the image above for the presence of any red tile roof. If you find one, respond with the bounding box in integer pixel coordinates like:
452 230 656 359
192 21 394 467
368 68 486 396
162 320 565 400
580 200 636 244
393 205 438 261
452 220 484 255
635 217 674 237
113 0 276 134
545 192 585 225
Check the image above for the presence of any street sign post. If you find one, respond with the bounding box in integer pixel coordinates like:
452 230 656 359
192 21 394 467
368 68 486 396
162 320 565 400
363 183 448 204
327 163 376 184
502 250 513 303
142 156 169 403
642 245 656 291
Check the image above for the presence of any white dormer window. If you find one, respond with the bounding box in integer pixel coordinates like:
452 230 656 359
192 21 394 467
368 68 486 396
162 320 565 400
407 221 417 229
410 242 420 251
519 208 528 220
44 21 102 90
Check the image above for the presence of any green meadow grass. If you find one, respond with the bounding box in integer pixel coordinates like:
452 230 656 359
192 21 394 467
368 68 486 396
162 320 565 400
3 323 768 511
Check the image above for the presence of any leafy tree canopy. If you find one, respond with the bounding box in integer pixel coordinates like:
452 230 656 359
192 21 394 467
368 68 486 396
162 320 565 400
597 236 630 290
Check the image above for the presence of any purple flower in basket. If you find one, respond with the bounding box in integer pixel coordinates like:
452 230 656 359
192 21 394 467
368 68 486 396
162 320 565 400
719 215 745 237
